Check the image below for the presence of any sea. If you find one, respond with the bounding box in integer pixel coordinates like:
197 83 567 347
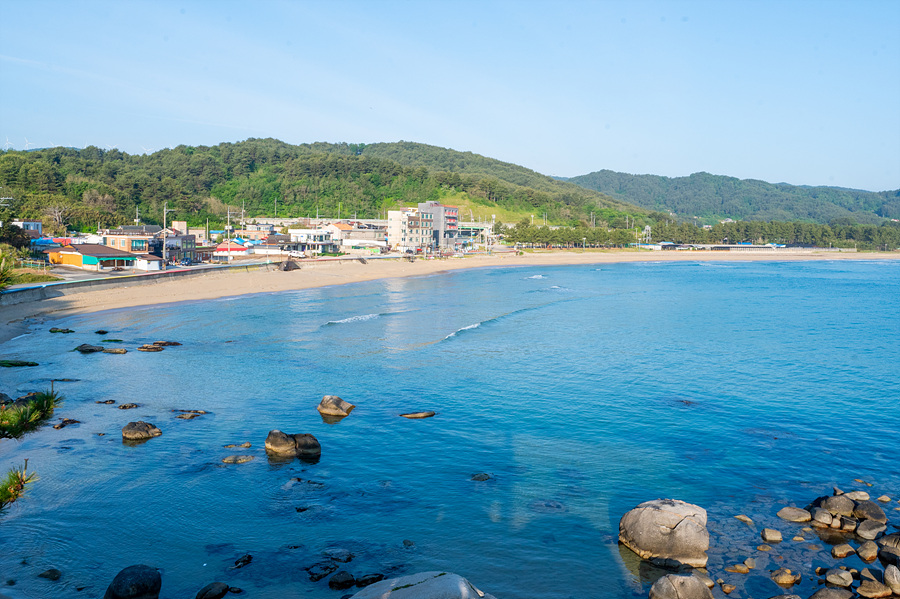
0 259 898 599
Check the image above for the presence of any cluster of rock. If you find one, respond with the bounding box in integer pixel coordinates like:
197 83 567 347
72 337 182 354
264 430 321 458
618 488 899 599
98 564 494 599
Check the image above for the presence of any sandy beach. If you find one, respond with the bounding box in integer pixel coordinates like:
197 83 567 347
2 249 897 344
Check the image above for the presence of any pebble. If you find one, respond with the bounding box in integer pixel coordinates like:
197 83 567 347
725 564 749 574
771 567 800 586
734 514 754 526
877 495 891 503
757 544 772 551
792 536 805 542
720 582 735 594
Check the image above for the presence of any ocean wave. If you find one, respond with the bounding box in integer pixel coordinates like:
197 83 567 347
525 274 546 279
444 322 481 339
325 313 381 325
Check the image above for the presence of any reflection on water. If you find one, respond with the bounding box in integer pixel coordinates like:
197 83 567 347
0 260 898 598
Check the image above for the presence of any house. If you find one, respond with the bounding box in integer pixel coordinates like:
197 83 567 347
11 219 43 238
286 229 340 255
99 225 161 254
46 244 137 271
213 241 250 261
134 254 163 271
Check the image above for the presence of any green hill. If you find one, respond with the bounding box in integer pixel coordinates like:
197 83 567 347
566 169 900 225
0 139 644 234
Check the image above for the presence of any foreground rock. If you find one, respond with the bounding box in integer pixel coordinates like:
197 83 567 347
648 574 713 599
265 430 321 457
104 564 161 599
122 422 162 441
317 395 355 417
195 582 229 599
348 571 497 599
619 499 709 568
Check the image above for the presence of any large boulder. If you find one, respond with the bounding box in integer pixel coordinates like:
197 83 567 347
104 565 161 599
618 499 709 568
195 582 229 599
122 422 162 441
264 430 321 457
317 395 355 417
347 571 497 599
648 574 714 599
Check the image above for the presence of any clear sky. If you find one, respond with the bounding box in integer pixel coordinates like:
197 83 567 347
2 0 898 191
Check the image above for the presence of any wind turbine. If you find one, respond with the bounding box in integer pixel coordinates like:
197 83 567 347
24 137 35 150
3 136 12 151
140 145 155 154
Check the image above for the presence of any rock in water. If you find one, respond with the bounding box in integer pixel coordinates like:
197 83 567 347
317 395 355 417
222 455 254 464
347 571 498 599
776 506 811 522
38 568 62 581
328 571 356 590
103 564 161 599
75 344 104 353
399 411 436 419
195 582 229 599
618 499 710 568
648 574 714 599
761 528 783 543
121 422 162 441
264 430 321 457
855 500 888 523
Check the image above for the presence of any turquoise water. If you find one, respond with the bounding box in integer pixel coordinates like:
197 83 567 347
1 260 898 598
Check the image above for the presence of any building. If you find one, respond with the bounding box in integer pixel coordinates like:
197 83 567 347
387 209 433 253
11 219 43 238
46 244 137 271
286 229 340 255
213 241 250 261
417 202 458 250
100 225 161 254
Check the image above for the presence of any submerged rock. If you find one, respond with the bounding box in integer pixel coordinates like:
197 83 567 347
618 498 709 568
75 344 104 353
222 455 254 464
0 360 39 367
137 345 163 352
317 395 355 417
103 564 161 599
103 348 128 354
37 569 61 581
776 506 811 522
347 571 497 599
152 341 182 347
648 574 713 599
329 571 356 590
761 528 782 543
194 582 228 599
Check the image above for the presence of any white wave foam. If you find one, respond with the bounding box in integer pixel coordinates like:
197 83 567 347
525 274 546 279
327 313 380 325
444 322 481 339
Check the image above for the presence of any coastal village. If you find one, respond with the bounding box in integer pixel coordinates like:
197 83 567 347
4 201 485 274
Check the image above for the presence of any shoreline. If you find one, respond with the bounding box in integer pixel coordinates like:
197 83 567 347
2 249 897 345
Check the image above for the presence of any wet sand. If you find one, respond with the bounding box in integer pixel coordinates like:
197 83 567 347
1 249 897 344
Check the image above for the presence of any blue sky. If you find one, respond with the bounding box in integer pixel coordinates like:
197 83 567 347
2 0 898 191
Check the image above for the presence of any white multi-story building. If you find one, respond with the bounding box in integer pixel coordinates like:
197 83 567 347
387 209 433 253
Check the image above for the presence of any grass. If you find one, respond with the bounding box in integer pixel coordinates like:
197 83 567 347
0 460 38 511
9 269 62 284
0 390 63 439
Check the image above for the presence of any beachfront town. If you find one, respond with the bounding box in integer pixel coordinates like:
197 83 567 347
6 202 498 273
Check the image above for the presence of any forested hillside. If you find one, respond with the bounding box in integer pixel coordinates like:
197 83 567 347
567 169 900 225
0 139 639 235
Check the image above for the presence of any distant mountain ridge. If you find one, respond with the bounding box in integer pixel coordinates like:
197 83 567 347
566 169 900 225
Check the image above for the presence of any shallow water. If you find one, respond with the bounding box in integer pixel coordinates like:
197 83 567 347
1 260 898 598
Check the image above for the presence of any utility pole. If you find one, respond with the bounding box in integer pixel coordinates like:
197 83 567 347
162 201 175 270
